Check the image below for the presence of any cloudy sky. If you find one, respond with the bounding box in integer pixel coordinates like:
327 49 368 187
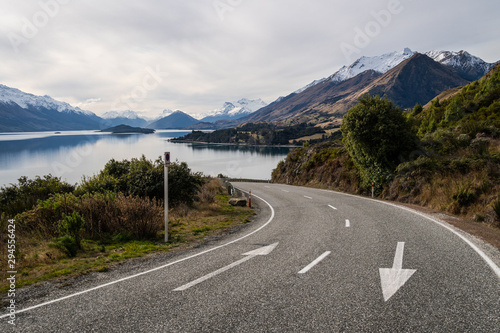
0 0 499 118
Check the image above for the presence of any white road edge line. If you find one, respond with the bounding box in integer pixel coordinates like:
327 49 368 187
328 205 337 210
299 251 331 274
304 195 313 199
320 189 500 279
345 219 350 228
0 189 275 319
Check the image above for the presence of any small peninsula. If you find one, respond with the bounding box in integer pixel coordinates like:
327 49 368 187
100 124 155 134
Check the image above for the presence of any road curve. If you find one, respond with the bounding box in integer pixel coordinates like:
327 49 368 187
2 183 499 332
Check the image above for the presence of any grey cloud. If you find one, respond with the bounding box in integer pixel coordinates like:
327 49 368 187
0 0 498 117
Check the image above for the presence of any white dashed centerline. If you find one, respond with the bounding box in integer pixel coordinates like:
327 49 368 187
304 195 313 200
328 205 337 210
299 251 331 274
345 219 350 228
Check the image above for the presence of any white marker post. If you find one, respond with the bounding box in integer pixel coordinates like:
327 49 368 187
164 152 170 243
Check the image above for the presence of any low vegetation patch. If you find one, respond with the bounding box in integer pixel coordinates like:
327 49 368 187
0 159 254 294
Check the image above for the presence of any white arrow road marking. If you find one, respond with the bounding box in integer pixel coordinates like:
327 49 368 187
379 242 416 301
328 205 337 210
298 251 331 274
174 243 279 291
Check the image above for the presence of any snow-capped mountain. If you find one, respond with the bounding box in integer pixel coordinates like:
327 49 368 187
101 110 143 120
0 84 104 132
289 48 416 98
158 109 175 118
288 48 495 98
425 50 497 81
199 98 267 122
245 48 496 126
294 78 328 95
0 84 94 116
330 47 416 83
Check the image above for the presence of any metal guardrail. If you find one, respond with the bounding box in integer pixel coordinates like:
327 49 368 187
219 178 269 198
226 178 270 183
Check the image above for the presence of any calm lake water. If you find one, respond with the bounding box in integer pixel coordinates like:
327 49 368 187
0 130 293 187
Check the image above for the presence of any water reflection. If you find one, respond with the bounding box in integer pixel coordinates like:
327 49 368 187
0 131 291 186
187 142 293 156
0 135 104 156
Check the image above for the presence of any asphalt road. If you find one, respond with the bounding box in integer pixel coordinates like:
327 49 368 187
2 183 499 332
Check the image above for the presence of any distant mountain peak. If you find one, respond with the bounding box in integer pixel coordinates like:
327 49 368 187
0 84 95 116
198 98 267 122
101 110 143 120
0 84 103 132
286 48 495 99
329 48 416 83
401 47 413 55
243 50 478 127
425 50 496 81
147 110 199 129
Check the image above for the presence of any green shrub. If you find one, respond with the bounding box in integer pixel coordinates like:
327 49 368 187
76 173 119 195
52 235 78 257
76 156 203 207
59 212 85 249
0 175 75 217
168 161 205 206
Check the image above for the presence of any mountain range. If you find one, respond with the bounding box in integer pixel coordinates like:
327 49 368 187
238 48 497 126
199 98 268 122
0 48 497 132
0 84 105 132
0 86 265 132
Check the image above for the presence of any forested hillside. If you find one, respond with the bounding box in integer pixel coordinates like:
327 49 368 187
172 123 339 146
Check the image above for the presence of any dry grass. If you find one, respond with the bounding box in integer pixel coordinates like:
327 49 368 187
0 180 254 294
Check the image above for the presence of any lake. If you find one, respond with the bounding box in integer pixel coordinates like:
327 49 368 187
0 130 293 187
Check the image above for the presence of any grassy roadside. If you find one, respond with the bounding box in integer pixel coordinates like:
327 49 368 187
0 192 254 294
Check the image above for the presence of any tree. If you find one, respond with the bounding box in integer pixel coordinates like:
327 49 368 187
0 175 75 217
168 161 204 206
412 103 423 115
341 95 419 191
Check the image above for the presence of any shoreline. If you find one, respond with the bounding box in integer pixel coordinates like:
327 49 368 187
169 139 301 148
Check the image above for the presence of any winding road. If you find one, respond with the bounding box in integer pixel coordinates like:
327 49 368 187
2 183 499 332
